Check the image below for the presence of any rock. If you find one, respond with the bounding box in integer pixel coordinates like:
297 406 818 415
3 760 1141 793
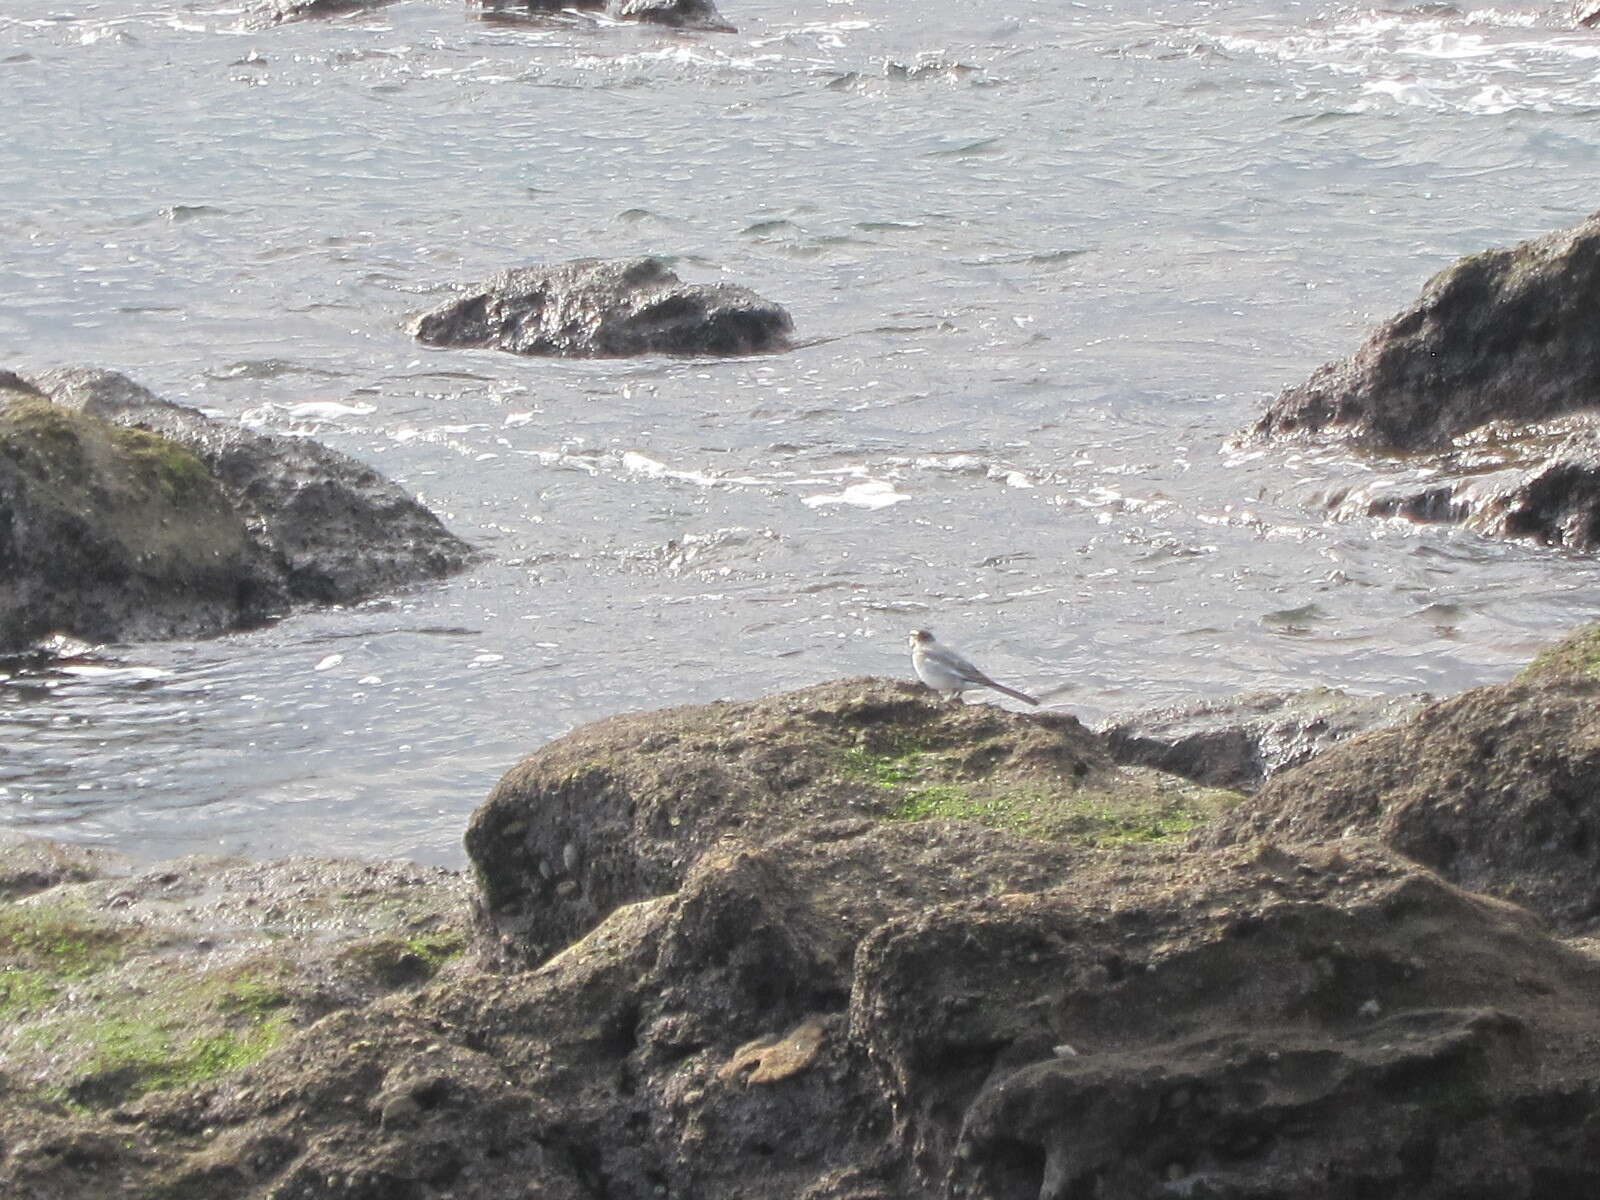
0 831 134 901
1332 427 1600 550
1 367 472 650
464 676 1232 963
1199 674 1600 933
1518 621 1600 682
0 845 470 1126
1577 1 1600 28
607 0 733 30
0 384 278 651
1247 211 1600 451
18 830 1600 1198
413 257 791 359
857 841 1600 1199
1101 687 1430 792
246 0 400 27
471 0 735 32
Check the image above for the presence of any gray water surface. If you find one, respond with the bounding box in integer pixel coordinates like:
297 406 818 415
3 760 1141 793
4 0 1600 864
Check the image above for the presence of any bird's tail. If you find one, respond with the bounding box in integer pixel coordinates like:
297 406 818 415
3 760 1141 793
990 681 1039 706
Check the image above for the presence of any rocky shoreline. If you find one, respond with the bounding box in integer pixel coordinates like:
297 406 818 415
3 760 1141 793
7 645 1600 1198
9 182 1600 1199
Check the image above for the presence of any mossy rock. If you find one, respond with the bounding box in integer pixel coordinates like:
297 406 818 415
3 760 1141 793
0 391 267 650
467 676 1238 964
1517 623 1600 683
0 846 472 1114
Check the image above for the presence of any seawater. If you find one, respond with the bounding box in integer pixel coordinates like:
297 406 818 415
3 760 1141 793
3 0 1600 864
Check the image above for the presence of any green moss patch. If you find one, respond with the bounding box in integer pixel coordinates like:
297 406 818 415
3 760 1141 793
0 397 212 502
13 953 300 1111
334 926 467 989
63 1011 288 1109
0 904 140 974
0 904 145 1018
844 746 1234 846
0 395 94 485
108 424 214 503
841 744 923 787
1518 624 1600 683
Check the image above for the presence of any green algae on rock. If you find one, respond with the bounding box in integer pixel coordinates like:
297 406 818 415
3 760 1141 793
0 840 472 1122
1517 621 1600 683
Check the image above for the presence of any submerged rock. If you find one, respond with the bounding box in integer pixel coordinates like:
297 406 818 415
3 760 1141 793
1337 426 1600 550
471 0 735 32
607 0 732 29
1101 687 1430 792
413 257 792 359
246 0 400 26
0 367 472 651
1247 211 1600 451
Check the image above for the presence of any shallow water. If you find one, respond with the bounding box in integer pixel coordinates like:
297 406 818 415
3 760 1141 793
3 0 1600 865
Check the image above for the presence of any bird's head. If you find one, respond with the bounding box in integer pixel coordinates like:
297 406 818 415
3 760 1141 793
909 629 934 647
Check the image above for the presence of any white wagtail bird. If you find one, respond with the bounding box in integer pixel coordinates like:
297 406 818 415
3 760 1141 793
908 629 1039 706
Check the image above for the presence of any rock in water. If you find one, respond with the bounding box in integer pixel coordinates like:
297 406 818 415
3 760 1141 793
1242 212 1600 551
0 382 275 650
1248 211 1600 451
1577 1 1600 28
413 257 793 358
0 367 472 652
606 0 733 30
1101 687 1429 792
471 0 735 31
246 0 399 26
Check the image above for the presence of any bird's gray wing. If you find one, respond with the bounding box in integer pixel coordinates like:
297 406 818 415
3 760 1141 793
927 644 998 686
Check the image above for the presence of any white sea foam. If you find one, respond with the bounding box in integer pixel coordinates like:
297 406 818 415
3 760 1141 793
801 480 909 509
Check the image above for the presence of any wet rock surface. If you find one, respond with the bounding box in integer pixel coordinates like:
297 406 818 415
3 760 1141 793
413 256 792 359
247 0 400 27
0 367 471 651
1101 687 1430 792
1248 211 1600 452
1317 419 1600 550
472 0 735 32
11 663 1600 1197
1243 211 1600 551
